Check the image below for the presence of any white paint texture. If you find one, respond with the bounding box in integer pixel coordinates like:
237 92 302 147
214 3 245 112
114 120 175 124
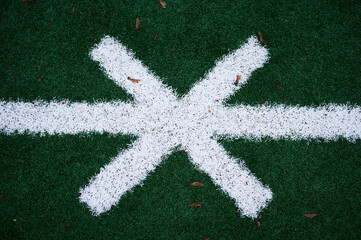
1 35 360 218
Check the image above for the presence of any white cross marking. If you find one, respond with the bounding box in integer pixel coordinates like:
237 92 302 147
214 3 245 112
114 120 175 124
1 36 360 218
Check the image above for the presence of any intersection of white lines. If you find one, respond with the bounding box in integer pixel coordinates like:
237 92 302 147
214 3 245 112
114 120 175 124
1 36 360 218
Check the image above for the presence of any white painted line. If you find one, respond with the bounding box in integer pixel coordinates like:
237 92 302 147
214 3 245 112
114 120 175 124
1 35 360 219
215 104 361 141
79 134 174 215
185 138 272 218
185 36 269 106
0 100 139 135
91 36 177 105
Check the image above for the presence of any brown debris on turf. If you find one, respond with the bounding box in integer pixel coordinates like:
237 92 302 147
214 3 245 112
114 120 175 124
203 237 210 240
21 0 35 3
234 75 241 86
135 18 140 30
189 203 202 207
71 7 75 13
258 32 264 44
158 0 167 9
189 182 205 187
254 218 261 227
304 213 318 219
127 77 141 83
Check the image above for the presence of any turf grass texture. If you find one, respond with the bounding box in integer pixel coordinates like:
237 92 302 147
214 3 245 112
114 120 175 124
1 0 360 239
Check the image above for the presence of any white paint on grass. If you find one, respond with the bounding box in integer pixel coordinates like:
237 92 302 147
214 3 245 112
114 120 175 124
218 104 361 141
1 35 360 218
0 100 138 135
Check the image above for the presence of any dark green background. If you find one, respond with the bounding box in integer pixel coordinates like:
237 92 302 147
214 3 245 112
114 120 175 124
1 0 360 239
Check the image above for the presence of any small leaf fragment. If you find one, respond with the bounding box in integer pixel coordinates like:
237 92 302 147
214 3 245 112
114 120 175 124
127 77 141 83
65 223 71 227
0 194 4 199
159 0 167 9
135 17 140 30
203 237 210 240
21 0 35 3
189 182 204 187
154 34 157 41
304 213 318 219
254 218 261 227
71 7 75 13
189 203 202 207
37 78 42 82
234 75 241 86
258 32 264 44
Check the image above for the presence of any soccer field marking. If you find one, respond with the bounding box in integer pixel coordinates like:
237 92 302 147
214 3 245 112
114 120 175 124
79 134 174 215
217 104 361 141
1 35 360 218
0 100 139 135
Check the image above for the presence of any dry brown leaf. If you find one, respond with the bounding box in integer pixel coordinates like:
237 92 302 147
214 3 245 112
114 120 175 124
235 75 241 86
135 17 140 30
254 218 261 227
203 237 210 240
189 203 202 207
304 213 318 219
71 7 75 13
189 182 205 187
21 0 35 3
159 0 167 9
127 77 141 83
258 32 264 44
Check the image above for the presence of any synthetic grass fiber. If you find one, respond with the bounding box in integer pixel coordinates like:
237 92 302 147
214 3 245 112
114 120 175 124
1 0 361 239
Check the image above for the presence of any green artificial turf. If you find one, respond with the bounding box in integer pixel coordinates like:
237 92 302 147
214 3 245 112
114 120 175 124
1 0 360 239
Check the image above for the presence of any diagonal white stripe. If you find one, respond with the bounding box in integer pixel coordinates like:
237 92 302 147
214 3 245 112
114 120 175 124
185 138 272 218
216 104 361 140
0 100 139 135
79 134 174 215
91 36 177 105
185 36 269 106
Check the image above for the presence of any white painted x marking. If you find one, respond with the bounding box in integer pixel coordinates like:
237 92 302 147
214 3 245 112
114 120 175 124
1 36 360 218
